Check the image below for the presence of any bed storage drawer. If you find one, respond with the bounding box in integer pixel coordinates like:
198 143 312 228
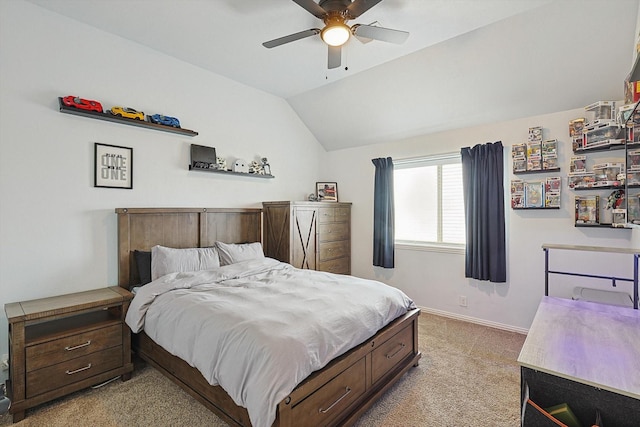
26 324 122 371
26 345 123 398
371 324 414 384
293 358 367 426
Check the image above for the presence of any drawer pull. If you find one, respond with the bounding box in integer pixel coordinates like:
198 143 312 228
65 340 92 351
319 386 352 414
66 363 92 375
386 343 406 359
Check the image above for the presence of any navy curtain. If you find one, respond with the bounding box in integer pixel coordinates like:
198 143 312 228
372 157 395 268
460 142 506 283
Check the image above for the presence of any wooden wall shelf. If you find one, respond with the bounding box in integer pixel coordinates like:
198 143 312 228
188 165 274 179
58 98 198 137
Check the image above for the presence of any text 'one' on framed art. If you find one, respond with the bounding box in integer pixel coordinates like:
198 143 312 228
94 142 133 189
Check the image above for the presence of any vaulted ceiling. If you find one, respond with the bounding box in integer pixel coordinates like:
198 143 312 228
27 0 639 151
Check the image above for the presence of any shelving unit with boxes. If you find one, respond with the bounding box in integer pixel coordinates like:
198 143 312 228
511 128 561 209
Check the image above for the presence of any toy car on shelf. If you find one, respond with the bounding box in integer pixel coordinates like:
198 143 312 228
148 114 180 128
62 95 103 113
109 106 144 120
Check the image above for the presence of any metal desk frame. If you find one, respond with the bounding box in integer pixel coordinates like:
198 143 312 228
542 244 639 309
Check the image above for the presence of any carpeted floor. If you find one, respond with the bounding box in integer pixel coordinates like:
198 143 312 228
0 312 526 426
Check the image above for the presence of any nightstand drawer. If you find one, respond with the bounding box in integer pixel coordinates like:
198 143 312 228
26 324 122 371
26 345 123 398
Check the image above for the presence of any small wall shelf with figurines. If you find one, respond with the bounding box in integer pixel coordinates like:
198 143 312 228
187 144 274 179
511 127 561 209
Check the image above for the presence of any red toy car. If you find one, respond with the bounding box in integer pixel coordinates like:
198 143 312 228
62 96 103 113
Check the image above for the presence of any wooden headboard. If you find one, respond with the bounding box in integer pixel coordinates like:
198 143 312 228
115 208 262 288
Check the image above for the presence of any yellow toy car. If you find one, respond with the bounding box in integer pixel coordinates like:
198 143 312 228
110 106 144 120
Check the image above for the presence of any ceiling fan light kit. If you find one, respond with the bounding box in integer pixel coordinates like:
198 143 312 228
263 0 408 69
321 21 350 46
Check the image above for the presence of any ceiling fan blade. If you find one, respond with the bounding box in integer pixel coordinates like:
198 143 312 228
263 29 320 48
328 45 341 69
346 0 383 18
292 0 327 19
352 24 409 44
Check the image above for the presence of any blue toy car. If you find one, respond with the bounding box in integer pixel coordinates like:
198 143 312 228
149 114 180 128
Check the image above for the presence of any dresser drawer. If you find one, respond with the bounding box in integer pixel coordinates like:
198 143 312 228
318 257 350 275
26 345 123 398
318 207 350 224
318 222 349 242
26 324 122 372
319 241 349 262
294 358 366 426
371 325 414 384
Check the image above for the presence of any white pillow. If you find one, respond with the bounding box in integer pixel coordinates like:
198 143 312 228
151 245 220 281
216 242 264 265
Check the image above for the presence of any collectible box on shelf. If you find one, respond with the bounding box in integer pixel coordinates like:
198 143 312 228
542 155 558 170
526 141 542 171
511 143 526 173
581 121 624 149
524 181 544 208
545 192 561 208
584 101 616 124
541 139 559 170
628 149 640 170
544 177 561 208
568 171 595 189
628 194 640 223
569 155 586 173
626 125 640 145
617 103 638 125
569 118 585 151
575 195 600 225
528 126 542 142
612 209 627 227
510 180 525 208
541 139 557 156
628 170 640 186
592 162 624 187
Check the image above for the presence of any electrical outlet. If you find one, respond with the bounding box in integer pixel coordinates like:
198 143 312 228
459 295 468 307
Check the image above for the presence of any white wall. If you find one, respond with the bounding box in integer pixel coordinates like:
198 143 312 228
326 109 640 332
0 0 326 375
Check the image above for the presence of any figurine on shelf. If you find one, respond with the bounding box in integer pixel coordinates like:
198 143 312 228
606 189 625 210
261 157 271 175
249 160 264 175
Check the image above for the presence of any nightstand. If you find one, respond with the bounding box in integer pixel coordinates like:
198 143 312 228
4 286 133 422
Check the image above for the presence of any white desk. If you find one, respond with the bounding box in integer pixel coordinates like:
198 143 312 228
518 296 640 426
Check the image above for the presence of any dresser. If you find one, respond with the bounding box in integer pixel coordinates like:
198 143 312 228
262 201 351 274
4 287 133 422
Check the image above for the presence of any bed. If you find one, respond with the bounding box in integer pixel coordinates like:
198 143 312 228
116 207 421 427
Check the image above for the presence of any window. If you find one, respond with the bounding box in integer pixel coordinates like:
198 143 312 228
394 153 465 251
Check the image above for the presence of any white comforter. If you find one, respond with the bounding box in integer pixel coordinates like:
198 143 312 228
125 258 415 427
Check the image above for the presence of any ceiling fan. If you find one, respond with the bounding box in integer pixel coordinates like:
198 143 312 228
262 0 409 69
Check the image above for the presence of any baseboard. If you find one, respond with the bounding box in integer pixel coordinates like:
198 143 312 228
419 306 529 335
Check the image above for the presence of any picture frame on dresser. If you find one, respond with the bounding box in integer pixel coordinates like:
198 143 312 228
94 143 133 189
316 182 338 202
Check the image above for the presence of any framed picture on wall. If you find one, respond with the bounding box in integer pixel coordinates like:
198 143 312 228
316 182 338 202
94 143 133 189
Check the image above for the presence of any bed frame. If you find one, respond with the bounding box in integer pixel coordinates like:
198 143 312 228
116 207 421 427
